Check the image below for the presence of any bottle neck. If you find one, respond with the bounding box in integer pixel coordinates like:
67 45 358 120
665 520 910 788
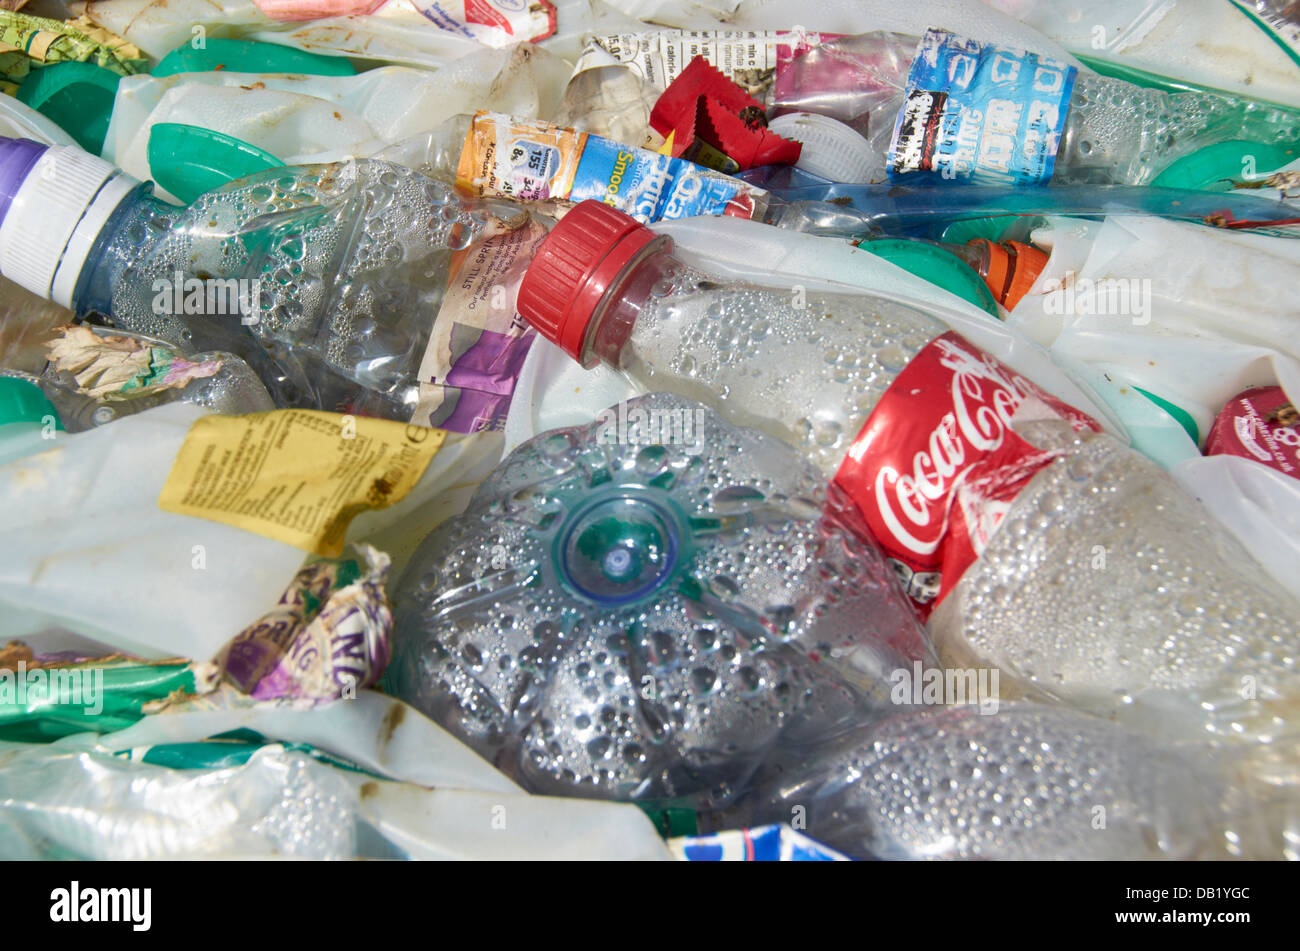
70 185 162 317
585 240 678 368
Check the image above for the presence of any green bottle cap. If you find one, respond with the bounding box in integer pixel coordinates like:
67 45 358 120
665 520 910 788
0 377 63 429
152 38 356 78
858 238 1001 317
148 123 285 204
15 61 122 156
1152 140 1299 193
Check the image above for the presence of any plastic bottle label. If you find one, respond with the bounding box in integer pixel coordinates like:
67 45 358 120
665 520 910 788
414 216 546 433
833 331 1100 615
887 29 1077 185
456 112 763 222
157 410 445 557
574 29 840 90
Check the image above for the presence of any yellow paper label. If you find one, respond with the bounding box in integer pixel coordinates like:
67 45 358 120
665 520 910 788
158 410 445 557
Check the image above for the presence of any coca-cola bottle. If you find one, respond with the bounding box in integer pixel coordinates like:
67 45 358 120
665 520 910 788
515 200 1300 744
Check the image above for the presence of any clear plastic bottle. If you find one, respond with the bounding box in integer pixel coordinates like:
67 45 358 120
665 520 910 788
514 200 1300 743
772 30 1300 185
703 703 1290 859
386 392 936 807
0 136 499 419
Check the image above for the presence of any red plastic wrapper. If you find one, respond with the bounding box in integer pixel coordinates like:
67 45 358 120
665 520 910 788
1204 386 1300 480
649 56 802 173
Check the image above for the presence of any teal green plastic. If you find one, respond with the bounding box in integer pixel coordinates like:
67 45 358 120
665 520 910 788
1151 140 1300 192
0 662 195 742
15 62 121 155
135 731 381 777
1066 360 1202 469
637 805 700 839
1075 53 1300 115
939 215 1046 247
938 216 1016 246
152 38 356 78
0 377 62 429
1134 386 1200 444
858 239 1001 317
148 123 284 204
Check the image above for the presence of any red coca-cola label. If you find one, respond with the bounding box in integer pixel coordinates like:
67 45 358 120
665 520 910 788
833 331 1100 616
1204 386 1300 480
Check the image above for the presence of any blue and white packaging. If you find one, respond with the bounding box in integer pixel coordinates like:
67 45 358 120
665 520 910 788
888 29 1077 186
669 824 851 861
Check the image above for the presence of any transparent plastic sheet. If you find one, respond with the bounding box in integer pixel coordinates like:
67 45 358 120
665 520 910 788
0 402 309 661
0 282 74 382
1010 215 1300 453
0 739 672 859
387 392 938 809
554 62 659 146
983 0 1300 109
104 48 573 203
0 395 497 662
72 0 644 68
53 690 673 859
1172 455 1300 598
719 0 1082 63
702 703 1300 860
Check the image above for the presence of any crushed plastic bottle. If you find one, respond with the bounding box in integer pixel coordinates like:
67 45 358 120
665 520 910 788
773 28 1300 185
387 391 935 806
0 135 529 419
705 702 1297 859
514 200 1300 744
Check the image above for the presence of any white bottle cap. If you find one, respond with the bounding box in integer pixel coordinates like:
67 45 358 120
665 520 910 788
768 112 875 185
0 145 140 309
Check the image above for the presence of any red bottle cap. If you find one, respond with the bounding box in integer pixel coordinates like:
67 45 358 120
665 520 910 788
1205 386 1300 480
517 200 663 363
